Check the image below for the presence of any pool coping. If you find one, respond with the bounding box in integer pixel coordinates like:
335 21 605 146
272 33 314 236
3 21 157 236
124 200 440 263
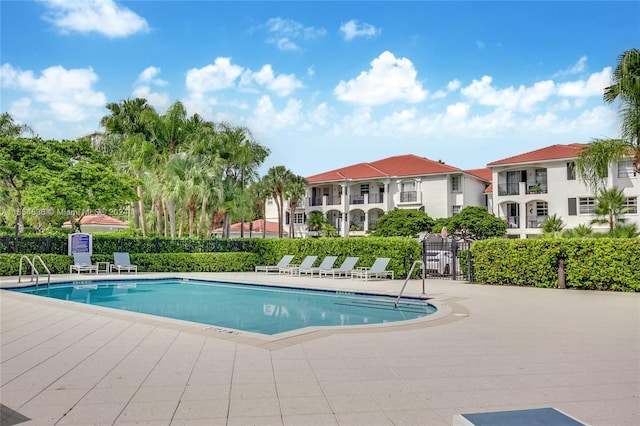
1 273 469 350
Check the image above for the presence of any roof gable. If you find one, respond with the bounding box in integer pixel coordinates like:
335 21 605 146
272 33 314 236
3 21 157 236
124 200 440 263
306 154 461 183
487 144 584 166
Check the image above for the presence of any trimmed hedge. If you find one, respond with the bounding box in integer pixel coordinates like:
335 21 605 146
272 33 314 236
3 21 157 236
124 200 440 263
0 252 260 276
471 238 640 291
0 237 420 278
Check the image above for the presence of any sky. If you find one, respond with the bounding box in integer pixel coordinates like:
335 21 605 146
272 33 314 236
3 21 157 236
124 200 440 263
1 1 639 178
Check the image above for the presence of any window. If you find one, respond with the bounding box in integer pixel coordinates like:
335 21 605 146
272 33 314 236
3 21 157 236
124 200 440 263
267 197 274 205
451 175 461 192
618 160 636 178
294 212 305 224
360 184 369 195
452 205 461 215
567 162 576 180
568 198 577 216
624 197 638 214
579 197 596 214
536 202 548 216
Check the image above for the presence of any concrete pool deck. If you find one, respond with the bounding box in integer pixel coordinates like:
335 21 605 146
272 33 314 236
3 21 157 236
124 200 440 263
1 272 638 425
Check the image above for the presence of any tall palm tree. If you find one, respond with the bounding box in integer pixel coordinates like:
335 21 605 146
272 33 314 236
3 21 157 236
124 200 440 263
576 49 640 190
591 187 629 233
0 112 33 137
249 178 272 238
100 98 155 236
264 166 294 238
285 174 308 238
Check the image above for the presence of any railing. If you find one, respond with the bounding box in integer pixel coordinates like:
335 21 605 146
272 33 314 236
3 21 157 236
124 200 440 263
507 216 520 228
400 191 418 203
327 196 341 206
18 255 51 290
368 193 384 204
349 195 364 205
395 260 425 307
498 184 520 196
308 196 323 206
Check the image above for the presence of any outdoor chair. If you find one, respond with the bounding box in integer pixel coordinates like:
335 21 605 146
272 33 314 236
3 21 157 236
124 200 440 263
280 255 318 275
299 255 338 277
351 257 394 281
70 252 98 274
319 256 360 278
255 255 295 273
111 252 138 274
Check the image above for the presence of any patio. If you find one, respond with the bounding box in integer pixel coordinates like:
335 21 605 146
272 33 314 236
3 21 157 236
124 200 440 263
1 273 638 425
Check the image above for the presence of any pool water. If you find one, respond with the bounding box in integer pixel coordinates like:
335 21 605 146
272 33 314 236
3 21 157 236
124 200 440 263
12 279 436 335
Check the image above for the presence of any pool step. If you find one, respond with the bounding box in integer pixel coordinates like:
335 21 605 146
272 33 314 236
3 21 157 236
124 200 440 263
336 299 429 314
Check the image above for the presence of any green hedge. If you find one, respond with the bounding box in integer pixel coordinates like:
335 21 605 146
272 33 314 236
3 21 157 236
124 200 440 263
0 252 260 276
471 238 640 291
0 237 419 278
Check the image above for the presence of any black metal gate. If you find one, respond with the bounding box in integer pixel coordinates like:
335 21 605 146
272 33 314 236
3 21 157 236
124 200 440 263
421 235 474 281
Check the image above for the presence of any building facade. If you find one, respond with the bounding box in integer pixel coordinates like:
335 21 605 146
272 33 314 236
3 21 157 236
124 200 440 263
487 144 639 238
265 154 491 237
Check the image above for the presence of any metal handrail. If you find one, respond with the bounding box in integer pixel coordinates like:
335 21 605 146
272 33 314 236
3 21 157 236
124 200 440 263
395 260 425 308
32 255 51 288
18 255 39 287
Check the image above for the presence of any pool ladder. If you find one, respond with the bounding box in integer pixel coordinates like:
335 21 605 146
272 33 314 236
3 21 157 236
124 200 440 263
395 260 426 308
18 255 51 291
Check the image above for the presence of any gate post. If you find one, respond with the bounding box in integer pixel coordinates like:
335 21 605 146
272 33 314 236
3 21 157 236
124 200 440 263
451 241 458 280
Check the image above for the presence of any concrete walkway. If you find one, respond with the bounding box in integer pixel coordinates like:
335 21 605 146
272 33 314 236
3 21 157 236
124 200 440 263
1 273 638 425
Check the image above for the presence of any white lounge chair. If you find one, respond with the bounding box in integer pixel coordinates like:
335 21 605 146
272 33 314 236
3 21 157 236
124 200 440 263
351 257 394 281
280 255 318 275
299 255 338 277
319 256 360 278
255 255 295 273
70 253 98 274
111 252 138 274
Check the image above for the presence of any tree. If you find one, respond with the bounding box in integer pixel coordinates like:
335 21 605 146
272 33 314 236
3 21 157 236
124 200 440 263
590 187 629 233
249 178 272 238
264 166 295 238
0 112 33 137
285 174 307 238
447 206 507 239
371 208 434 238
576 49 640 190
541 214 565 237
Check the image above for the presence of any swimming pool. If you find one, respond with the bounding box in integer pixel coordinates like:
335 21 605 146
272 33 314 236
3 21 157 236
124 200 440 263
11 278 436 335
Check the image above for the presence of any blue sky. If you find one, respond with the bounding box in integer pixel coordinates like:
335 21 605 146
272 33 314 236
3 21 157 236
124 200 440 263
1 1 639 177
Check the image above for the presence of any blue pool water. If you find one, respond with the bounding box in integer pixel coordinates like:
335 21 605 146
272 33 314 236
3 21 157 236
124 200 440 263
11 279 436 335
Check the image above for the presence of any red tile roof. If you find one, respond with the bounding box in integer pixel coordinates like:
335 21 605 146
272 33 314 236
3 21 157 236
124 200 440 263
487 144 585 166
464 168 492 182
63 214 127 227
214 219 286 234
306 154 462 183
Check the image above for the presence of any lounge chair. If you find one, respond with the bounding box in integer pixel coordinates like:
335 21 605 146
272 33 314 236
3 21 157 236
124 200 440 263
351 257 394 281
111 252 138 274
280 255 318 275
255 255 295 273
69 253 98 274
299 255 338 277
319 256 360 278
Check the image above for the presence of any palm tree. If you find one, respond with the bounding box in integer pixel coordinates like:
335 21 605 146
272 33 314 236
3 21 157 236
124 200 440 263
541 214 565 237
264 166 294 238
576 49 640 190
0 112 33 137
591 187 629 233
562 224 594 238
307 211 326 236
285 174 307 238
249 178 272 238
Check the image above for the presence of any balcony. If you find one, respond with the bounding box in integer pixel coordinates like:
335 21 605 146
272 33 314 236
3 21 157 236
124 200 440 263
368 193 384 204
498 183 520 196
349 195 364 205
399 191 421 204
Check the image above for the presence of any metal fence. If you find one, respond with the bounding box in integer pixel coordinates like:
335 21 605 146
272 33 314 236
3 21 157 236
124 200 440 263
421 236 474 281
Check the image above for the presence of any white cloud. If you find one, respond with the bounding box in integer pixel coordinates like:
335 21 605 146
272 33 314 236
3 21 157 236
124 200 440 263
186 57 244 93
240 65 303 96
264 17 326 51
552 55 588 78
41 0 149 38
132 86 169 110
447 79 461 91
339 19 381 41
136 66 167 86
250 95 303 130
460 75 556 112
334 51 427 106
557 67 611 98
0 63 106 122
476 40 485 49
